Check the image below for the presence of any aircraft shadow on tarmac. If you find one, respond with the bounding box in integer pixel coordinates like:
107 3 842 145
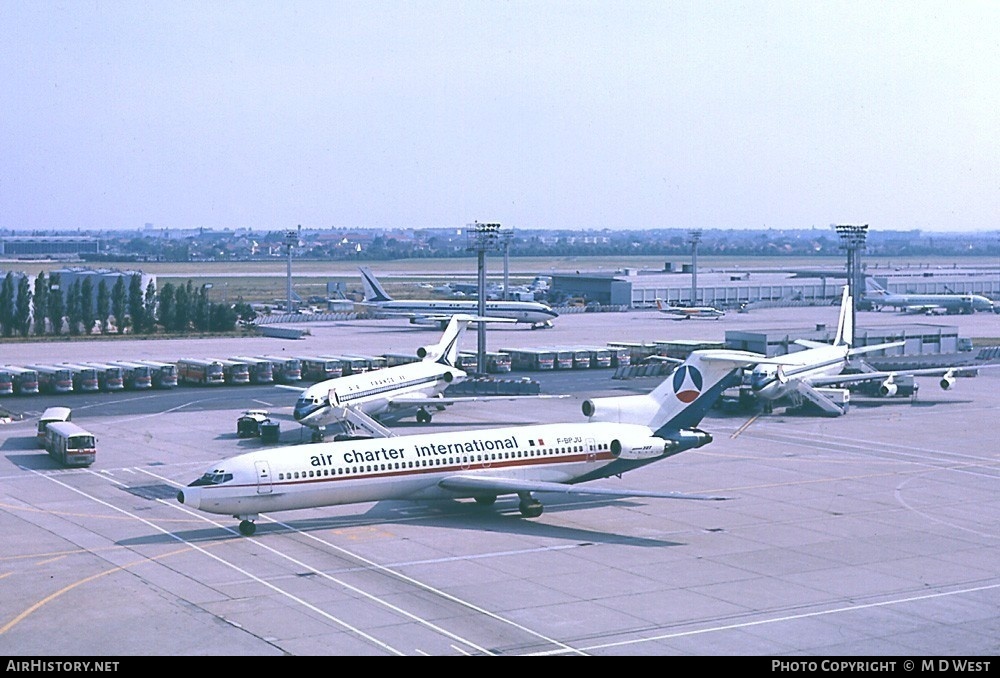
119 494 690 548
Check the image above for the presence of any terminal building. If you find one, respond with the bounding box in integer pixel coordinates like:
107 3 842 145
0 236 101 258
551 264 1000 309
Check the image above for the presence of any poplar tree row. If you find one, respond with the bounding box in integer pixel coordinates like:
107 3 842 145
0 272 253 338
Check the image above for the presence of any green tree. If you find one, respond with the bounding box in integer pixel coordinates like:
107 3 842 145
33 271 48 336
128 274 145 333
157 282 175 332
80 277 95 334
111 277 127 333
96 280 110 333
173 281 191 332
194 284 209 331
66 279 83 336
0 272 14 337
15 275 32 336
48 273 64 336
143 280 157 333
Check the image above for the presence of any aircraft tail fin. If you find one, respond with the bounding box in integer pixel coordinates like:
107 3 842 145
833 286 853 347
865 278 888 296
416 314 473 367
582 349 763 435
359 267 393 303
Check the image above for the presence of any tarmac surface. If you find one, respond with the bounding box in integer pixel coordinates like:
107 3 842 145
1 305 999 656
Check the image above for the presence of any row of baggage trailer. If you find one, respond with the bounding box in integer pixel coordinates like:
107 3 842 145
0 344 650 396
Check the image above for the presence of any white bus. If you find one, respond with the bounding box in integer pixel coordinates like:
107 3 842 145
45 421 96 467
37 406 72 448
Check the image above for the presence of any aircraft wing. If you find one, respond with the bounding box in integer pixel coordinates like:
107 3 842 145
437 474 728 501
809 363 1000 388
385 394 571 408
275 384 307 393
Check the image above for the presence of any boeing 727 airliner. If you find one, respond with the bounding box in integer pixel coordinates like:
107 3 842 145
284 314 564 439
178 348 764 535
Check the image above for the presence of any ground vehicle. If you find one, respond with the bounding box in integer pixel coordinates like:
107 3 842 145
219 359 251 385
61 364 101 392
0 367 14 395
481 351 512 373
456 352 479 373
27 365 75 394
135 360 179 388
255 356 302 383
37 406 72 448
328 354 379 374
107 361 154 390
229 357 274 384
5 366 39 394
298 356 344 381
44 421 96 467
604 346 631 368
236 410 271 438
547 348 576 370
500 348 556 371
384 353 421 368
81 363 126 391
573 346 613 368
177 359 226 385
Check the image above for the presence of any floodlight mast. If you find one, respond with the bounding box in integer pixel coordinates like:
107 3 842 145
466 222 504 371
836 223 868 332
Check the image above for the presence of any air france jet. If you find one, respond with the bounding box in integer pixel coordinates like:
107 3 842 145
359 267 559 329
747 287 986 415
178 348 763 535
655 299 725 320
286 314 564 440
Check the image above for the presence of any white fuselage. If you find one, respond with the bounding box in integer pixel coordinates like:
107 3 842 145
750 345 849 401
293 360 464 428
367 299 559 327
179 421 662 516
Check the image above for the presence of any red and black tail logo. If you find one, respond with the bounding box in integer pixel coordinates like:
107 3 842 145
672 365 703 403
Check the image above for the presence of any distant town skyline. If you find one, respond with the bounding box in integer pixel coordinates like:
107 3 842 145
3 2 998 233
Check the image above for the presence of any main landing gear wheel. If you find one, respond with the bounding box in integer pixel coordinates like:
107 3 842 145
238 519 257 536
416 410 432 423
518 493 544 518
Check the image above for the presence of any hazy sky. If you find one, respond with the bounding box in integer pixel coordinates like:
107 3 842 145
2 1 997 233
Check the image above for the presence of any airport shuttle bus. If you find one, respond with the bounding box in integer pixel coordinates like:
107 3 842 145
543 347 573 370
44 421 96 467
0 367 14 395
383 353 421 368
61 364 101 392
456 351 479 373
500 348 556 371
255 356 302 384
327 354 377 374
107 361 153 390
604 345 631 368
218 359 251 385
6 366 39 394
135 360 179 389
81 363 126 391
27 365 75 394
37 406 72 447
482 351 512 373
298 356 344 381
572 346 612 368
229 357 274 384
177 358 226 385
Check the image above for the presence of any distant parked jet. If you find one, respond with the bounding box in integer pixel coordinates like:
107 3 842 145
865 279 995 315
655 299 725 320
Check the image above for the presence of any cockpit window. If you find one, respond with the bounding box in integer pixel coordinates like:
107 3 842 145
188 471 233 486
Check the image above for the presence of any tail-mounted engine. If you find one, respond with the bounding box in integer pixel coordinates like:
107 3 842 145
582 395 656 424
610 429 713 460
